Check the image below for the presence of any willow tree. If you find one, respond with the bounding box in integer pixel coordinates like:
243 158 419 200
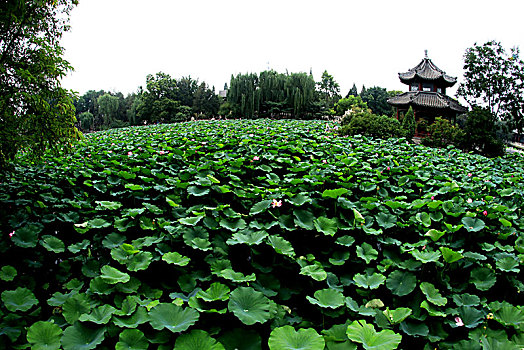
0 0 80 168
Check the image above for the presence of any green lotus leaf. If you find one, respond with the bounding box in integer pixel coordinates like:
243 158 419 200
470 267 496 291
115 329 149 350
322 188 349 199
439 247 463 263
356 243 378 264
61 323 105 350
163 252 191 266
495 256 520 273
493 304 524 328
415 212 431 227
62 293 91 324
219 328 262 350
457 306 484 328
11 223 42 248
420 300 446 317
1 287 38 312
375 212 397 229
228 287 271 325
269 325 325 350
353 208 365 223
127 251 153 271
461 217 485 232
179 216 204 226
219 269 256 283
287 193 311 206
250 200 272 215
313 216 338 236
40 235 65 253
219 217 247 232
113 307 150 328
148 303 199 333
300 264 327 281
87 217 111 228
89 277 115 295
383 307 412 324
452 293 481 307
79 304 116 324
399 321 429 337
294 209 315 230
306 288 345 309
268 235 295 257
353 273 386 289
420 282 447 306
329 250 350 266
174 329 225 350
346 320 402 350
411 249 441 264
100 265 131 284
226 229 268 246
95 200 122 210
26 321 62 350
386 270 416 296
425 229 445 242
197 283 230 302
187 186 210 196
0 265 17 282
336 235 356 247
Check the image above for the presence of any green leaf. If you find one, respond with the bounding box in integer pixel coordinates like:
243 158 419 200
353 208 365 223
415 212 431 227
96 200 122 210
399 321 429 337
27 321 62 350
227 230 268 246
496 256 519 272
40 235 65 253
162 252 191 266
250 200 272 215
375 212 397 229
353 273 386 289
383 308 412 324
314 216 338 236
346 320 402 350
179 216 204 226
187 186 210 196
457 306 484 328
219 269 256 283
268 235 295 257
197 283 230 302
306 289 345 309
452 293 481 307
420 300 446 317
0 265 17 281
228 287 271 325
322 188 349 199
356 243 378 263
470 267 496 291
386 270 416 296
113 307 150 328
88 218 111 229
62 293 91 324
148 303 199 333
461 217 485 232
439 247 463 263
420 282 447 306
219 329 262 350
219 217 247 232
425 229 445 242
174 329 225 350
11 223 42 248
100 265 131 284
294 209 315 230
78 304 116 324
269 326 325 350
1 287 38 312
288 193 311 206
411 249 441 263
61 323 105 350
115 329 149 350
300 264 327 281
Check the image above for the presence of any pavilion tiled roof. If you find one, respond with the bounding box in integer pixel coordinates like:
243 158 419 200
399 58 457 87
387 91 467 113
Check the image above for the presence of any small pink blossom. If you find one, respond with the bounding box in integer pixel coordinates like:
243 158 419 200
483 210 488 216
467 198 473 204
272 199 282 208
431 196 435 200
253 156 260 161
322 159 327 164
127 151 133 156
9 230 15 238
159 150 166 155
467 173 472 177
387 166 390 171
455 317 464 327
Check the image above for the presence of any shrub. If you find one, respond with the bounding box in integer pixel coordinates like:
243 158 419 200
401 106 416 140
340 111 404 139
459 107 505 157
422 117 464 148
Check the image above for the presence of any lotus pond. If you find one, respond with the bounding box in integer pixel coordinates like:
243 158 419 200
0 119 523 349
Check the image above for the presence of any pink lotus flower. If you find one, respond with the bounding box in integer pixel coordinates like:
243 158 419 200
387 166 390 171
272 199 282 208
127 151 133 156
483 210 488 216
253 156 260 161
467 198 473 204
455 317 464 327
322 159 327 164
431 196 435 200
9 231 14 238
467 173 472 177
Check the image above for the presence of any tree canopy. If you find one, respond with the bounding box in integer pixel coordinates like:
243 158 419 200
0 0 80 169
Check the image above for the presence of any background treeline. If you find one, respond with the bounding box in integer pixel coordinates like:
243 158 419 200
74 69 399 131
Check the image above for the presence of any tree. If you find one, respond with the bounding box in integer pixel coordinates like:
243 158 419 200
97 93 120 128
346 83 358 98
459 107 504 157
136 72 183 123
316 70 341 109
401 106 416 140
334 95 368 116
457 41 524 134
360 86 395 116
0 0 80 168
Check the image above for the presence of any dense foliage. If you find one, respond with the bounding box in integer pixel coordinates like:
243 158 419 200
0 0 80 168
1 120 522 349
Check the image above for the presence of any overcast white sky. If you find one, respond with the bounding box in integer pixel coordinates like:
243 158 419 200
61 0 524 98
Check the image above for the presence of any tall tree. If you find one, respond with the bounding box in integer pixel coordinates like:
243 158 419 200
137 72 183 123
360 86 395 116
457 41 524 134
0 0 80 168
346 83 358 98
97 93 120 128
316 70 341 109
